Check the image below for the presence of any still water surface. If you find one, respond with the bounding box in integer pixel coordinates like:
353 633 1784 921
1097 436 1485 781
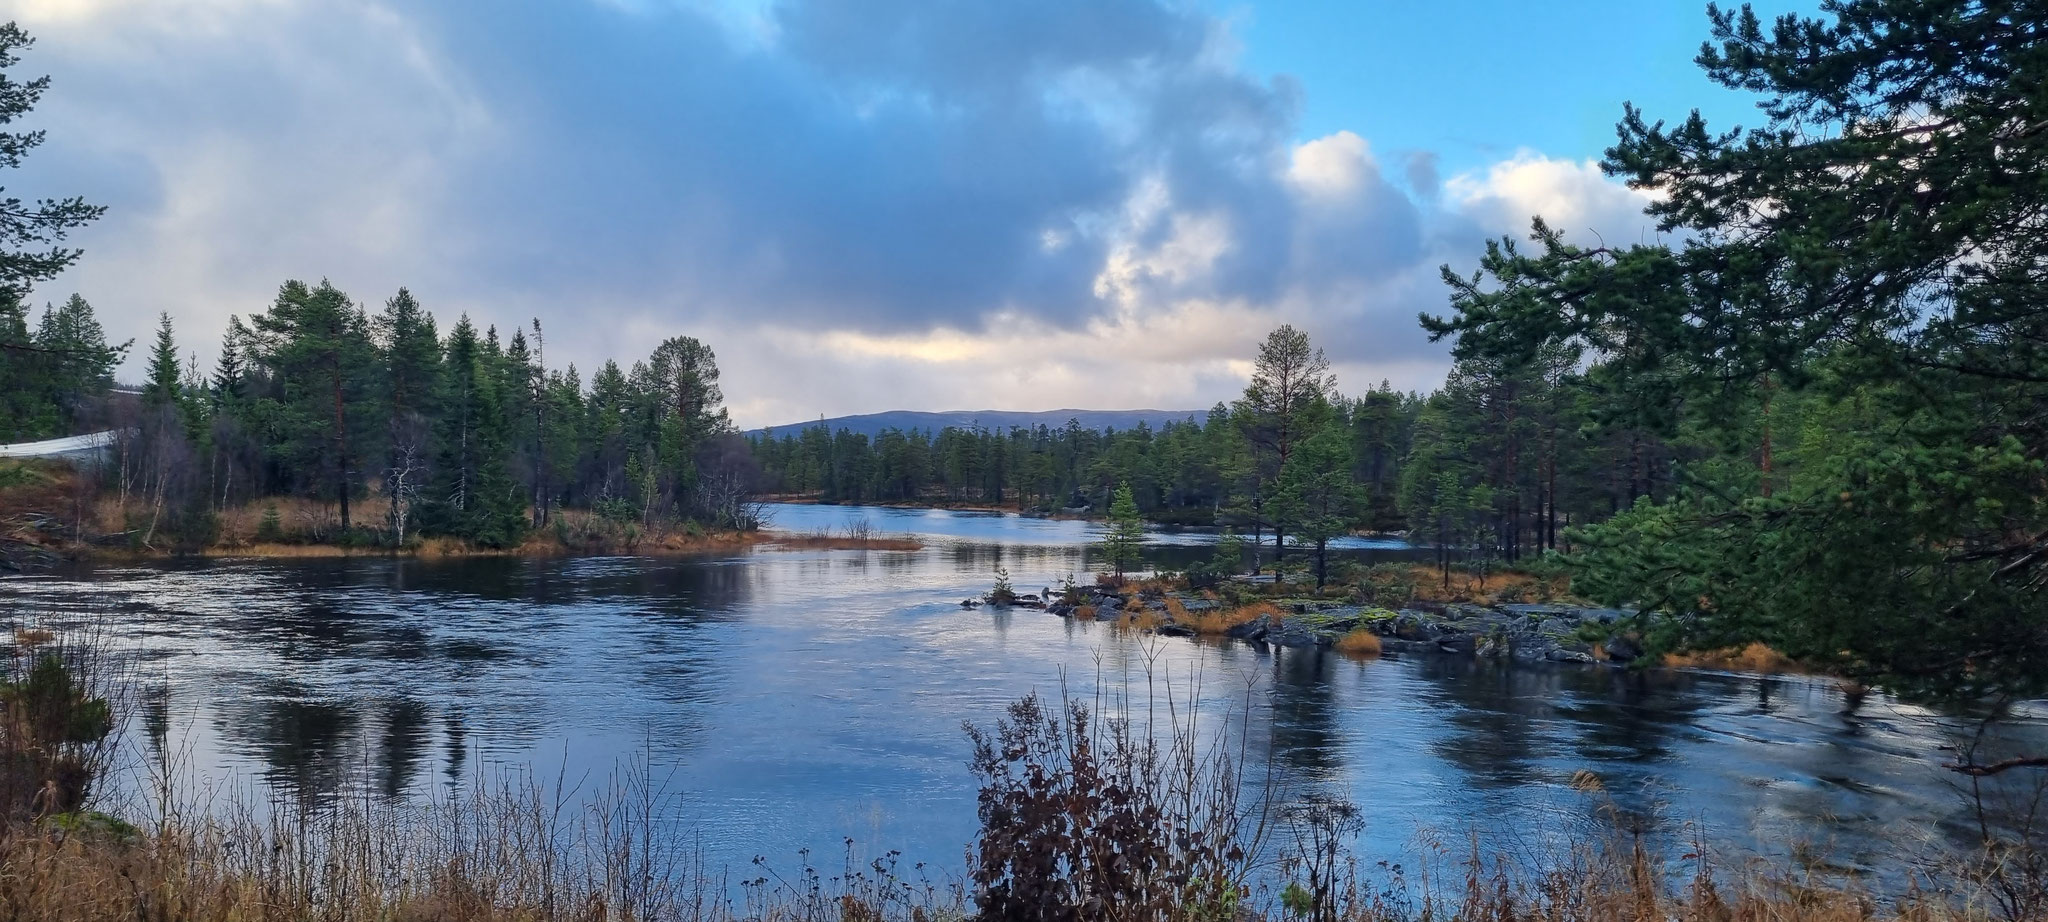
0 502 2038 880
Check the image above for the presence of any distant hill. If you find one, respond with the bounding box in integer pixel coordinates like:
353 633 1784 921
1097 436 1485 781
748 409 1206 440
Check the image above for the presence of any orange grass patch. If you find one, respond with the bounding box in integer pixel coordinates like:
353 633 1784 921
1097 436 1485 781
1661 642 1809 675
1334 629 1382 657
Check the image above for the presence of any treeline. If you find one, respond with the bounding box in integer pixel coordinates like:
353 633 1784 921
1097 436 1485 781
4 283 753 549
753 327 1690 577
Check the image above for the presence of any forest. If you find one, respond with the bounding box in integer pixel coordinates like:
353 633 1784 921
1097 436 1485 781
2 287 752 550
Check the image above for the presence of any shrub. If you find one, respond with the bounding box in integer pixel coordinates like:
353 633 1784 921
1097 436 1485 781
254 504 285 543
0 653 113 818
965 692 1257 922
989 567 1018 606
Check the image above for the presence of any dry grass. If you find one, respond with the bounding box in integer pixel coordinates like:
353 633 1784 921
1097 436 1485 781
1117 608 1166 632
1333 628 1383 657
1074 605 1097 621
1662 642 1809 675
12 629 55 648
763 533 924 552
1185 601 1281 635
1404 565 1572 605
0 790 2002 922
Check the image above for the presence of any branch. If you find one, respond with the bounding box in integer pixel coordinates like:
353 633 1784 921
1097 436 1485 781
1948 755 2048 777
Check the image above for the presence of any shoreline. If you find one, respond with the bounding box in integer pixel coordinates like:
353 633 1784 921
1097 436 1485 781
12 528 926 567
761 494 1409 538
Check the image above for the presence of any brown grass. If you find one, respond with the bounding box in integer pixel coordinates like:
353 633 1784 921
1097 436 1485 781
1662 642 1808 675
1185 601 1280 635
0 790 2000 922
1074 605 1097 621
762 534 924 551
12 629 55 648
1404 564 1573 605
1117 608 1165 632
1333 628 1383 657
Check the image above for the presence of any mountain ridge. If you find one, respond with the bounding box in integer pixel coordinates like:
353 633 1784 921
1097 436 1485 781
747 408 1207 439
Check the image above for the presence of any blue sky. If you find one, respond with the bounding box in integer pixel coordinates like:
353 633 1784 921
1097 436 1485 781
1226 0 1797 170
10 0 1816 426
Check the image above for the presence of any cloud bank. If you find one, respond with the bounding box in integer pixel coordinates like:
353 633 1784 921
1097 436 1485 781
9 0 1660 426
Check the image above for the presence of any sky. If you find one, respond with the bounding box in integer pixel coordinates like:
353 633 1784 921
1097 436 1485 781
4 0 1809 428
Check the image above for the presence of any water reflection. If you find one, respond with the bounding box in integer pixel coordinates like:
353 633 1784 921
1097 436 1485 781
0 511 2038 881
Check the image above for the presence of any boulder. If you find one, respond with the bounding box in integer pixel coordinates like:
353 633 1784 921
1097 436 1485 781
1225 613 1274 642
1603 635 1645 663
1547 649 1597 664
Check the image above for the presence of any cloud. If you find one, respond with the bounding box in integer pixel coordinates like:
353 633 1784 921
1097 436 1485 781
8 0 1658 426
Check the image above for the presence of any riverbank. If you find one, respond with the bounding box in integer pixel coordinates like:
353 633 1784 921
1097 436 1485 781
1 465 922 568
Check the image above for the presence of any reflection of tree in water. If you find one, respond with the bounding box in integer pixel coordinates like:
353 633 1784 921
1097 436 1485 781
443 707 468 788
1553 668 1709 767
221 679 361 798
1266 648 1344 781
1410 657 1560 789
140 681 171 762
376 697 432 797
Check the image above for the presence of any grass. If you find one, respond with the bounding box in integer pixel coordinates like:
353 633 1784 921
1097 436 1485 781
765 530 924 551
0 759 2017 922
1185 600 1281 635
1401 564 1575 606
1333 628 1383 657
1662 642 1808 675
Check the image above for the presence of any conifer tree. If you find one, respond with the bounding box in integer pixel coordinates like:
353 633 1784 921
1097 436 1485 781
1425 0 2048 719
0 25 102 312
1098 482 1145 585
1277 405 1359 590
141 312 180 408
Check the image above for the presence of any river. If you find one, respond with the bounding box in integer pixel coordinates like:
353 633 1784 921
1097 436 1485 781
0 502 2038 884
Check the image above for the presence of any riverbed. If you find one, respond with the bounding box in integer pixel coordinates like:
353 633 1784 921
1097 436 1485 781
0 502 2037 884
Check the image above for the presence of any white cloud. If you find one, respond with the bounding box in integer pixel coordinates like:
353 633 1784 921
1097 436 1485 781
1446 150 1662 245
7 2 1661 427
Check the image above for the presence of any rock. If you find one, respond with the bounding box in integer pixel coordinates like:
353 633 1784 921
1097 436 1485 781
1436 632 1477 655
1156 623 1197 638
960 599 980 609
1398 615 1446 642
1269 626 1317 647
1603 635 1645 663
1547 648 1596 664
1225 613 1274 642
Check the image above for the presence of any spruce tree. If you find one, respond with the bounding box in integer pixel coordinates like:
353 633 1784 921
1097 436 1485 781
141 312 180 408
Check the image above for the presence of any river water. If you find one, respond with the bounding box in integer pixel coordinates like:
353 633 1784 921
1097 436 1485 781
0 502 2039 883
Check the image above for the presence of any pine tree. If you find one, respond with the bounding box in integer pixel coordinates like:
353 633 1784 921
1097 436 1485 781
1233 325 1334 571
1425 0 2048 715
1098 482 1145 586
248 280 378 531
1277 405 1358 590
0 25 103 310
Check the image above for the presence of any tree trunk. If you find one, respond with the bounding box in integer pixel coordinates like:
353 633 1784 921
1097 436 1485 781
332 363 350 531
